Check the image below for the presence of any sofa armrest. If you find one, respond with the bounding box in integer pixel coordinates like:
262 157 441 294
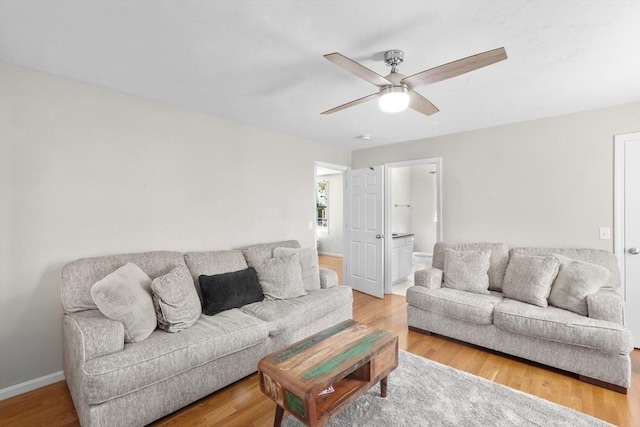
587 289 624 324
319 268 338 289
63 310 125 362
414 267 443 289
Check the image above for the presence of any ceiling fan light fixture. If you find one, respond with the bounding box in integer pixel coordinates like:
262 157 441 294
378 86 410 113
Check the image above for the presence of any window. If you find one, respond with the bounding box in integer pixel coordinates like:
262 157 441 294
317 180 328 229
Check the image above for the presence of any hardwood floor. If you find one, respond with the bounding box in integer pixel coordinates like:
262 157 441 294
1 256 637 426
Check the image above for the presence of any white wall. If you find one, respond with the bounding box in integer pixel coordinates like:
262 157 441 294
390 167 411 233
0 63 350 390
316 173 343 256
409 164 438 253
354 103 640 251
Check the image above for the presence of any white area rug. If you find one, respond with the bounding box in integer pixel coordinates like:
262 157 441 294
282 350 612 427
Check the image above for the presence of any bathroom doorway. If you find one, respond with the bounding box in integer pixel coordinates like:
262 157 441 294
384 158 442 295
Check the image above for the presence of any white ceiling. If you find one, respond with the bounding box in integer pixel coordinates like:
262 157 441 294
1 1 639 151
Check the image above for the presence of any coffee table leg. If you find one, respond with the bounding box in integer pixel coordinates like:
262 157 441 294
380 376 388 397
274 405 284 427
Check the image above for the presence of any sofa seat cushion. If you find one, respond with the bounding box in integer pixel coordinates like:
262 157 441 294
82 309 269 405
240 286 353 336
406 286 503 325
494 298 633 355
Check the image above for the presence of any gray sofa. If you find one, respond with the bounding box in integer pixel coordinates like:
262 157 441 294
61 240 353 427
406 242 633 393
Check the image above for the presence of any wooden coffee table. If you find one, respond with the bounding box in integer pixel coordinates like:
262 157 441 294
258 319 398 427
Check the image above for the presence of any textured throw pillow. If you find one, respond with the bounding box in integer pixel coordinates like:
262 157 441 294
199 267 264 316
442 248 491 294
254 253 306 300
548 254 611 315
90 263 157 343
151 265 202 332
273 247 321 291
502 254 560 307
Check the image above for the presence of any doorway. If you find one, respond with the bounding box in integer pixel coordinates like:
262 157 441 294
614 132 640 348
314 162 348 257
385 158 442 295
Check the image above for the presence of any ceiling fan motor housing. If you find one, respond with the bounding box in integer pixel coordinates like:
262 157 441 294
384 49 404 70
383 50 408 91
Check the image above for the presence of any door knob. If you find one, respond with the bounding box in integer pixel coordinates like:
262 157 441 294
376 234 384 239
630 247 640 255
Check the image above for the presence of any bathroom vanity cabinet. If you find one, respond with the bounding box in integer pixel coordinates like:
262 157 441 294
391 233 414 284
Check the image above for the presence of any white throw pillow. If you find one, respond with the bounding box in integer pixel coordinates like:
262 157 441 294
254 253 307 300
90 263 157 343
502 254 560 307
548 254 611 315
273 247 321 291
442 248 491 294
151 265 202 332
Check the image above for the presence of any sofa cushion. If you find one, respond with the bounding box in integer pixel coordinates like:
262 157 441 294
90 263 157 343
241 286 353 336
442 248 491 294
548 255 611 316
253 253 307 300
183 250 249 300
502 254 560 307
242 240 301 267
433 242 509 291
151 265 202 333
406 286 503 325
82 308 269 405
510 247 620 290
494 298 633 355
62 251 186 313
273 247 321 291
199 267 264 315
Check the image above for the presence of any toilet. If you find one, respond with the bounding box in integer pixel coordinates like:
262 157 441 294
412 252 432 272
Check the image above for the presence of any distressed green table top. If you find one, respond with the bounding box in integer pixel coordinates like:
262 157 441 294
260 319 395 390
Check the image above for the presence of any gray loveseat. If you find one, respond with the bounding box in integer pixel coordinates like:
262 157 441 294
61 240 353 427
406 242 633 393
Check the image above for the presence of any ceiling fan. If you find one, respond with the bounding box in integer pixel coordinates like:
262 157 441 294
321 47 507 117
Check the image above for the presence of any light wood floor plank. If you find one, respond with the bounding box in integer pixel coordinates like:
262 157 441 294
0 255 637 426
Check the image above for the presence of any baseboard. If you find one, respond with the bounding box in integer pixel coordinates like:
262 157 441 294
0 371 65 401
318 252 343 258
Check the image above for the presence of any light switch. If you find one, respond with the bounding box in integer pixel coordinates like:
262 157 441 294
599 227 611 240
308 221 314 230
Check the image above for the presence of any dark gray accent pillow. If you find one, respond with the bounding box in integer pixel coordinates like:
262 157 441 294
199 267 264 316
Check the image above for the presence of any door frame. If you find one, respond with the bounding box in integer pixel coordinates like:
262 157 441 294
614 132 640 299
384 157 442 294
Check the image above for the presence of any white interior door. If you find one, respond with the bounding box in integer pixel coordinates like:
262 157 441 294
616 133 640 348
343 166 384 298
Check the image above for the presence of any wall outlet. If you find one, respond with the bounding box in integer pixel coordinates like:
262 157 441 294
599 227 611 240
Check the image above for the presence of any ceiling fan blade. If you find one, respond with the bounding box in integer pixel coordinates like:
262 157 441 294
324 53 392 87
402 47 507 88
408 90 439 116
321 93 379 115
